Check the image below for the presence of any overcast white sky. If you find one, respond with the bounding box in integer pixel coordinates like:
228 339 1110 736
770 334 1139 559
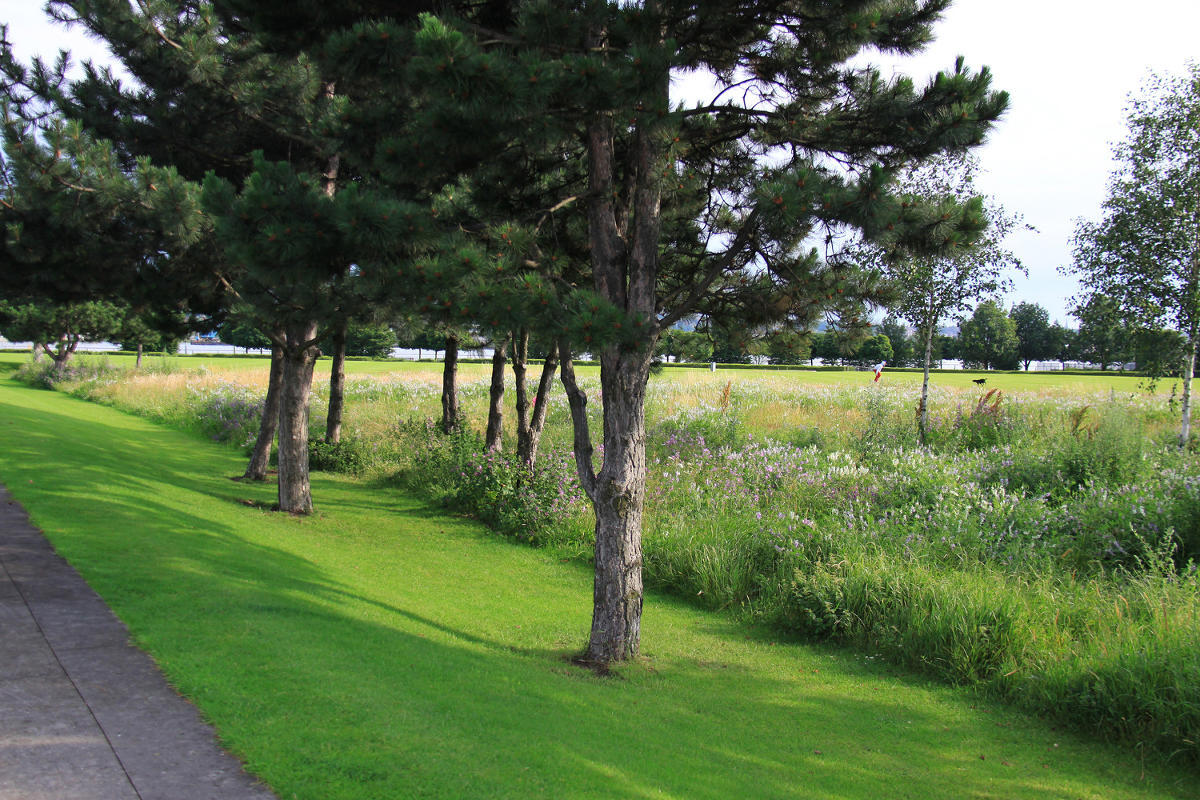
857 0 1200 325
5 1 1200 326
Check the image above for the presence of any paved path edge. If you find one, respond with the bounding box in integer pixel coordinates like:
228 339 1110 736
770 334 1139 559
0 484 278 800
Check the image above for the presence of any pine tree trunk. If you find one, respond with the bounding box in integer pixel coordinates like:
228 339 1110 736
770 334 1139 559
441 334 459 434
245 341 284 481
1180 335 1196 449
918 324 934 444
485 338 508 452
52 336 76 367
566 17 669 664
513 332 560 467
520 346 559 468
136 343 144 368
277 321 319 514
31 343 43 363
559 343 596 491
512 329 532 458
578 69 666 663
325 319 347 444
586 346 653 664
559 342 649 664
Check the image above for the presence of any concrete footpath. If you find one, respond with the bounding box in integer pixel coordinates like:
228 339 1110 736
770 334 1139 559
0 485 277 800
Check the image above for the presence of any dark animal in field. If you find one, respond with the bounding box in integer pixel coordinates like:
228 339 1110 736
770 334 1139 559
973 378 987 385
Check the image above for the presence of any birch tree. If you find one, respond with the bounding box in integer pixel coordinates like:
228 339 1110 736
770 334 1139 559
1071 64 1200 448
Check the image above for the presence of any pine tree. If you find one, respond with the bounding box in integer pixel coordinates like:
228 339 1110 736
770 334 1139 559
3 3 289 501
5 1 406 511
0 299 124 365
0 104 208 356
410 1 1007 663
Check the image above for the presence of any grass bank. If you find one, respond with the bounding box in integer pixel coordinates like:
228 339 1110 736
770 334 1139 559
0 373 1195 798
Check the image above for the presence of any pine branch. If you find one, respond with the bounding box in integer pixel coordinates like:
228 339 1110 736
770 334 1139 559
657 206 761 331
133 0 183 51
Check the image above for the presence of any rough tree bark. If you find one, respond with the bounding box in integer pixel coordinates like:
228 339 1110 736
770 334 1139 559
276 321 319 513
568 51 667 661
485 338 508 452
325 318 347 444
44 336 77 367
441 333 460 434
244 340 284 481
589 346 654 663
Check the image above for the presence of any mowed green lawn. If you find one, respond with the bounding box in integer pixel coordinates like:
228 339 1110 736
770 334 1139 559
0 369 1193 799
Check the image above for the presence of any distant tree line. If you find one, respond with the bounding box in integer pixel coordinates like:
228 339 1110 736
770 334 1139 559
655 295 1193 377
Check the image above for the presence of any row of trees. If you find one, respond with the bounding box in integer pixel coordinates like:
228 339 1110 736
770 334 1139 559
660 296 1159 373
7 292 1169 375
4 3 1192 663
2 0 1011 665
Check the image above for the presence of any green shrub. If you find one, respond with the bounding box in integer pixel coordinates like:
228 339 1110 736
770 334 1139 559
16 356 121 390
398 421 590 546
309 438 373 475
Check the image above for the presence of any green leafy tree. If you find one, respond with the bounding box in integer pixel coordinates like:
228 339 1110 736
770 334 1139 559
318 322 395 359
117 309 186 365
218 315 273 352
656 327 710 363
1069 64 1200 446
1071 294 1132 370
1047 322 1076 369
855 334 894 368
878 315 913 367
1009 301 1053 370
708 323 752 365
397 328 451 359
934 330 957 365
1133 328 1188 378
411 1 1007 663
810 330 841 366
341 323 396 359
959 300 1018 370
764 328 811 366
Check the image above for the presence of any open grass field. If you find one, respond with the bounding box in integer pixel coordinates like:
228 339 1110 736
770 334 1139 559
0 349 1166 391
1 361 1198 797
